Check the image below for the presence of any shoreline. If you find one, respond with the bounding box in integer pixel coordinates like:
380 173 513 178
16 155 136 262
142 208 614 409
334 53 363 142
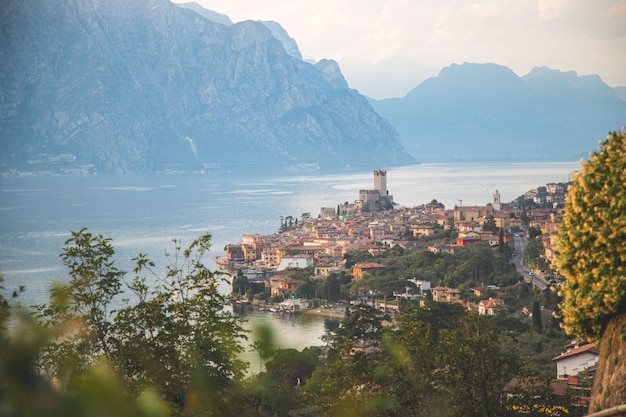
303 307 347 319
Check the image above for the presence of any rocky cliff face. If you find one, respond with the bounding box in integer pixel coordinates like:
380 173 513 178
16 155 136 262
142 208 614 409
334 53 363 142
0 0 414 174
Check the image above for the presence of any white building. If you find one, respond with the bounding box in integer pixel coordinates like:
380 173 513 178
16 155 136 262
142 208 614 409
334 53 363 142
276 254 314 271
552 342 600 379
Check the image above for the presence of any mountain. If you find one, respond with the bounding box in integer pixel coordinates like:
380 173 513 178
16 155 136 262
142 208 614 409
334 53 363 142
0 0 414 175
370 62 626 162
176 2 233 25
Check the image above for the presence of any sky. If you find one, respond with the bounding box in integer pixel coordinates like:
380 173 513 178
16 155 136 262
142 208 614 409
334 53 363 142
177 0 626 98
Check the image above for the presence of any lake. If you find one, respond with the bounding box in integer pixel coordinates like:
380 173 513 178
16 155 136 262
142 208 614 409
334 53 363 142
0 161 579 360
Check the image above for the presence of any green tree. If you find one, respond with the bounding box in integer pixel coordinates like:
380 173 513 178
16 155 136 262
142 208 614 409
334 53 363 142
532 300 543 334
113 233 248 411
32 230 248 414
232 270 249 296
437 314 521 417
377 303 446 416
305 304 390 416
35 229 125 385
556 131 626 411
325 274 341 302
264 347 322 387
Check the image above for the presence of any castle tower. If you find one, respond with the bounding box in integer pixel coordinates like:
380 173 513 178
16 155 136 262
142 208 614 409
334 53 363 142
493 189 501 211
374 170 387 195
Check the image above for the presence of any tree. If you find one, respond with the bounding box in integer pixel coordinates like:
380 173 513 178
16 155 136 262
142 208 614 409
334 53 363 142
33 230 248 413
232 270 249 296
113 233 248 410
325 274 341 302
556 131 626 411
304 304 391 416
35 228 125 384
532 300 543 334
437 313 521 417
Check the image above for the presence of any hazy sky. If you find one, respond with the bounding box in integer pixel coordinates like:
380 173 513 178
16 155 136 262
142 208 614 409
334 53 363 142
178 0 626 98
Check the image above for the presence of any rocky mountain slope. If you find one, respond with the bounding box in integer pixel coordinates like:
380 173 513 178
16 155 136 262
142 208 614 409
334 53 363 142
0 0 414 175
370 63 626 162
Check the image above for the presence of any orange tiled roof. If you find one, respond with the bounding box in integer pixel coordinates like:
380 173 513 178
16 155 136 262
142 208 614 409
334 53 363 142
552 343 599 361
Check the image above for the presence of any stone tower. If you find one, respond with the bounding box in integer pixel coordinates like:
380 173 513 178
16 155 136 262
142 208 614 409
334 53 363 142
493 189 501 211
374 170 387 195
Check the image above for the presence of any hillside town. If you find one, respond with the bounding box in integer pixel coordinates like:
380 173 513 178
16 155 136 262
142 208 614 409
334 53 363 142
219 170 605 409
220 169 570 301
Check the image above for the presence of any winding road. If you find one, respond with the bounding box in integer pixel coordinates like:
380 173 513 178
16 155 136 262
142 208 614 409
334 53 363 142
511 233 548 290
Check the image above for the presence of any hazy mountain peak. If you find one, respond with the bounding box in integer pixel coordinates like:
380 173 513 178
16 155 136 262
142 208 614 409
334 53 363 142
176 2 233 25
370 62 626 163
259 20 302 60
523 66 620 100
0 0 414 175
438 62 520 82
314 59 349 89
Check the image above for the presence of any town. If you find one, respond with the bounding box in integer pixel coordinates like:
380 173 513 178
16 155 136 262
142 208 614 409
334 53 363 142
220 169 569 303
219 170 602 410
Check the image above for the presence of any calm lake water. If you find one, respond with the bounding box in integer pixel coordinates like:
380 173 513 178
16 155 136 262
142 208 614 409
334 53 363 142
0 161 579 362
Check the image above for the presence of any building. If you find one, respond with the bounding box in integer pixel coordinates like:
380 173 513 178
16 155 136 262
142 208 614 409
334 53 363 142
431 286 461 303
478 297 507 315
453 205 494 223
351 262 386 280
493 189 501 211
358 170 394 212
552 341 600 379
269 277 302 298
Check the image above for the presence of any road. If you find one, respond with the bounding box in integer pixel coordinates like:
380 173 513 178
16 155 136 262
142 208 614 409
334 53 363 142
511 234 548 290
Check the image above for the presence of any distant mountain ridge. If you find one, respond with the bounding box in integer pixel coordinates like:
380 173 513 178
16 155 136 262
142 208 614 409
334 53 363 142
370 62 626 162
0 0 414 175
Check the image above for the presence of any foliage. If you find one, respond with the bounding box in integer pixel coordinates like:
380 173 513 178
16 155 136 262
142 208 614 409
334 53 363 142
524 238 549 271
232 270 249 296
34 228 125 385
348 244 520 296
437 314 522 417
264 346 322 386
114 233 248 409
278 215 298 233
557 131 626 340
303 299 570 417
31 229 248 414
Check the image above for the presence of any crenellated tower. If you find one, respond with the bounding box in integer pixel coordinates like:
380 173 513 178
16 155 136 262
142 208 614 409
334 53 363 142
374 170 387 196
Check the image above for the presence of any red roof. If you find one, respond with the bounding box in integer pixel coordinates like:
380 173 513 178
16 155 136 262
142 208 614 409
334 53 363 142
552 343 599 361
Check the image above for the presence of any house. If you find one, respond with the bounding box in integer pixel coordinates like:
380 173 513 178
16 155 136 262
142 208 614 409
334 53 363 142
493 213 510 231
458 221 482 233
407 279 431 295
276 254 314 271
431 286 461 303
269 277 302 298
478 297 506 315
453 205 494 222
470 285 489 297
225 244 244 261
428 244 456 254
552 341 600 379
242 244 257 262
412 224 435 237
313 264 334 277
351 262 386 280
456 236 481 246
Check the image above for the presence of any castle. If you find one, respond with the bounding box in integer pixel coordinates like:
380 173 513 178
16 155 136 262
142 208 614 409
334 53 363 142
320 170 394 218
